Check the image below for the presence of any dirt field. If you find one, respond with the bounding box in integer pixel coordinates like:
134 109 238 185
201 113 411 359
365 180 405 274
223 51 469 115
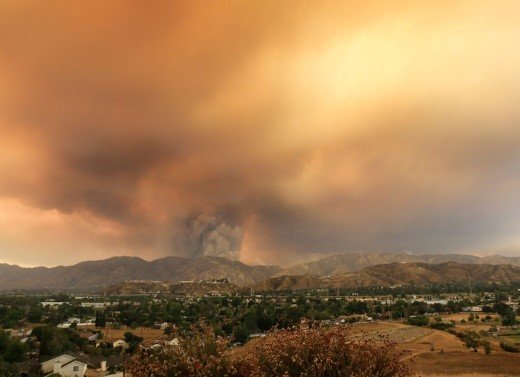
397 325 520 376
98 326 167 343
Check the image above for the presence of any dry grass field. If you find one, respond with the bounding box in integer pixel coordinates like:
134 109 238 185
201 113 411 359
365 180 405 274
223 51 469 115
98 326 167 343
395 324 520 376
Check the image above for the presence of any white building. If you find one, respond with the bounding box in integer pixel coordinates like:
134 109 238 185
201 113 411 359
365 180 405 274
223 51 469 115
165 338 179 347
41 354 87 377
41 301 68 307
113 339 129 349
80 302 110 309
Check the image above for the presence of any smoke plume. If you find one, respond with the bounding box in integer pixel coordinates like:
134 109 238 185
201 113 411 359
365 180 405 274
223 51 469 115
174 212 243 260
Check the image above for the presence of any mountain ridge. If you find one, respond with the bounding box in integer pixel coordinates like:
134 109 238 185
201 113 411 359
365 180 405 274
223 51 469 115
255 261 520 291
1 252 519 291
0 256 280 290
274 252 520 277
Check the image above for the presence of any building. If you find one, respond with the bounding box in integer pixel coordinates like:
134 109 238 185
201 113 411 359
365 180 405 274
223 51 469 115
165 338 179 347
462 306 483 312
41 301 68 307
112 339 129 349
41 354 88 377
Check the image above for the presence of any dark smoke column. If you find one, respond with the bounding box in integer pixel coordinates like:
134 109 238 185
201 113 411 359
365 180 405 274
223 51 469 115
173 211 243 260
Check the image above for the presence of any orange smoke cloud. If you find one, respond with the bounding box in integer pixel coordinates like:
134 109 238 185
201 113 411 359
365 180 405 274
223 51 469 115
0 1 519 266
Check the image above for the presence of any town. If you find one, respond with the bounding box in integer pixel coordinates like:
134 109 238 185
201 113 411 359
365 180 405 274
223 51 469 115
1 282 519 376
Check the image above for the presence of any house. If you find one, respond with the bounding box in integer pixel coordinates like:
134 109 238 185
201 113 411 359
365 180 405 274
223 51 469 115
41 301 68 307
462 306 483 312
41 354 88 376
154 321 170 330
84 355 124 376
113 339 129 349
165 338 179 347
80 302 109 309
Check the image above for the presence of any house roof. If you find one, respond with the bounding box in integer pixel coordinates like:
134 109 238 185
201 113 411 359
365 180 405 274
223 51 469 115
41 353 76 365
87 355 125 368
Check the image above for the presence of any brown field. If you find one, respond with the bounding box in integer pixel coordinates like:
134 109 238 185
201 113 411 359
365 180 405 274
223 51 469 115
98 326 167 343
439 313 500 323
396 324 520 376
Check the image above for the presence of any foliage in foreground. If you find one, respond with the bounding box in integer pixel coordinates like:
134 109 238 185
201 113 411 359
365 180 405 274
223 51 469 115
126 325 409 377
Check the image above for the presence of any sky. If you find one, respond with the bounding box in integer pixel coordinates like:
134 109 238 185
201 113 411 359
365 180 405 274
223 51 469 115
0 1 519 267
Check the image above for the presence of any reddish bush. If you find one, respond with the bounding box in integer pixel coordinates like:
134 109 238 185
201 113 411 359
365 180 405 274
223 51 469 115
248 327 409 377
126 325 409 377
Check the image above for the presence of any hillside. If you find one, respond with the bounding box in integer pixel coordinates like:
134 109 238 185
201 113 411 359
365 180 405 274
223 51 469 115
0 256 280 290
1 252 519 291
253 274 328 292
274 252 520 277
103 280 238 296
324 262 520 288
254 261 520 291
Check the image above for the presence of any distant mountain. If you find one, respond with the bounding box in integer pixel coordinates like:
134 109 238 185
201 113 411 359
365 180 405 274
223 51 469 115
0 256 280 290
2 252 519 291
324 262 520 288
256 261 520 291
274 252 520 277
103 280 238 296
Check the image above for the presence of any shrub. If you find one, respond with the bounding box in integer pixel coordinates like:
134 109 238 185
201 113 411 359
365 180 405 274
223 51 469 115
126 325 410 377
250 327 409 377
406 316 429 327
464 332 479 352
430 322 454 331
500 342 520 353
483 341 491 355
126 325 238 377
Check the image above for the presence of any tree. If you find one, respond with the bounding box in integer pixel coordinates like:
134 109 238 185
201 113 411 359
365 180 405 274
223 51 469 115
464 332 479 352
407 316 429 327
124 332 143 352
95 311 106 328
483 341 491 355
26 307 44 323
3 340 27 363
233 324 250 344
493 302 511 316
501 308 517 326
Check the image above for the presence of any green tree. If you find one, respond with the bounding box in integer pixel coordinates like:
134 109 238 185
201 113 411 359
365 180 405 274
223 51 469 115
407 316 429 327
3 340 27 363
501 309 517 326
233 324 250 344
